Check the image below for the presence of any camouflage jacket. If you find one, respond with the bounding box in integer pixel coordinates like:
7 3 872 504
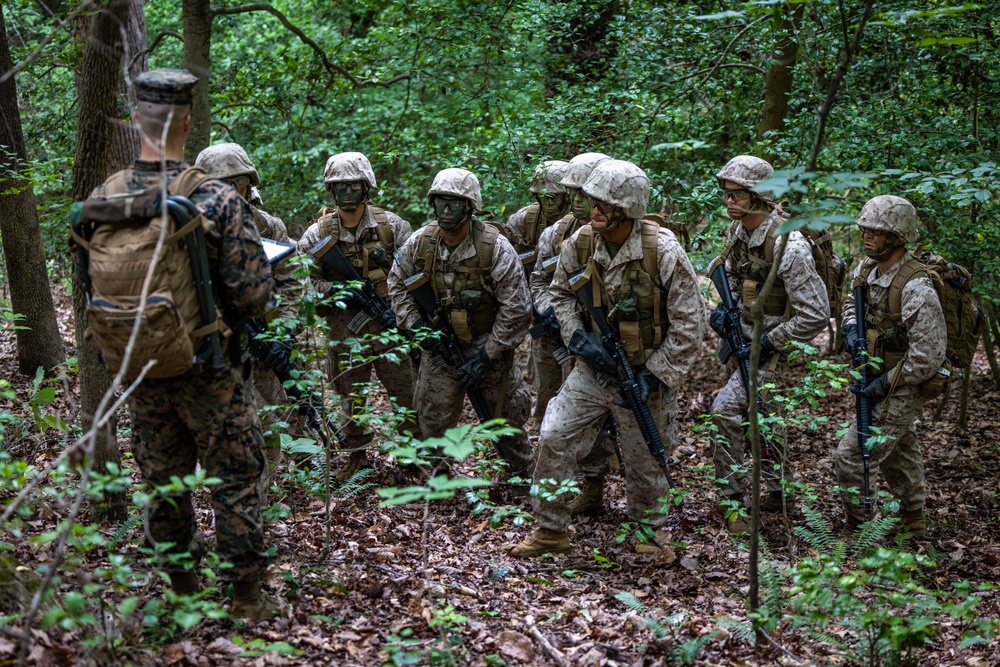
529 213 582 314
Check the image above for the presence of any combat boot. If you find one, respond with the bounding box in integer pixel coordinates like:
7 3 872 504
568 477 606 516
231 578 281 622
760 490 795 513
508 529 571 558
334 450 368 485
167 570 201 596
899 509 928 539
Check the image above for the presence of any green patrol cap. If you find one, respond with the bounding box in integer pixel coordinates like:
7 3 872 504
135 68 198 105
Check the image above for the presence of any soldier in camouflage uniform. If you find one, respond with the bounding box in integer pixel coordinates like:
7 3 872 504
195 143 301 482
529 152 618 516
505 160 570 426
510 159 704 558
837 196 946 537
91 69 277 620
708 156 829 532
387 168 535 480
297 152 417 482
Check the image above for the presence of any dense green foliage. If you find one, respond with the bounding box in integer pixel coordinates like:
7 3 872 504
5 0 997 298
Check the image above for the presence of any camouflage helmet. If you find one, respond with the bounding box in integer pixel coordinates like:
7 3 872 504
323 152 377 188
195 143 260 187
427 168 482 212
857 195 918 245
560 152 611 189
529 160 569 195
716 155 775 201
582 159 649 220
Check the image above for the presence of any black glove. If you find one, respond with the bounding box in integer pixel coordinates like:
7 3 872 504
625 366 661 405
455 347 492 389
736 334 777 365
568 329 617 377
709 305 728 337
842 323 864 358
380 308 398 330
328 282 363 310
412 318 444 352
851 373 890 404
541 306 561 338
264 340 293 377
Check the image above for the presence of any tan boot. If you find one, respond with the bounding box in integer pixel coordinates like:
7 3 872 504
899 509 928 539
167 570 201 596
335 450 368 484
568 477 606 516
231 578 281 622
508 529 571 558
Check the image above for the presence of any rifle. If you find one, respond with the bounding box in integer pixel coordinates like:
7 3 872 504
568 271 674 488
852 285 873 513
527 315 573 366
244 318 349 451
308 235 422 367
709 263 775 459
403 271 494 423
168 196 226 371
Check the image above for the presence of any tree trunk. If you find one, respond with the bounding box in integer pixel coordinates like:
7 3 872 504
108 0 147 172
757 2 804 163
0 7 66 376
182 0 213 163
71 0 135 522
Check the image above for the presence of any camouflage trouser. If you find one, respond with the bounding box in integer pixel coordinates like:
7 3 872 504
532 365 677 531
415 348 534 478
251 361 307 473
327 343 417 452
835 385 927 523
710 360 789 501
129 365 268 582
530 333 567 426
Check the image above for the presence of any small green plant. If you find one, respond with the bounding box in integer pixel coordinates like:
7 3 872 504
592 549 618 570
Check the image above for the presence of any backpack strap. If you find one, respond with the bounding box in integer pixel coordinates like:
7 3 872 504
369 206 393 248
888 258 928 317
316 206 342 245
104 169 131 196
168 166 214 198
524 203 541 246
477 220 500 274
640 219 664 348
575 224 595 268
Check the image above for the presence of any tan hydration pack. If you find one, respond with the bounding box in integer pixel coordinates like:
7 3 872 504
70 167 227 380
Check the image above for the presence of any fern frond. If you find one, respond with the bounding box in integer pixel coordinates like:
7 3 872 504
671 633 717 665
849 517 898 558
614 590 648 614
715 615 755 645
793 505 838 555
335 468 375 499
107 513 142 552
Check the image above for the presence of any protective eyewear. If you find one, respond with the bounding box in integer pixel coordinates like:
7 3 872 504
720 187 751 202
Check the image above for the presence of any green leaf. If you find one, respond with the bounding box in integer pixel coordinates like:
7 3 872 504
173 609 203 629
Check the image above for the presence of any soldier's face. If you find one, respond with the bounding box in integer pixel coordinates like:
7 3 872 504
434 196 469 230
588 197 626 234
860 226 899 259
332 181 366 212
720 179 752 219
569 189 591 219
537 192 567 221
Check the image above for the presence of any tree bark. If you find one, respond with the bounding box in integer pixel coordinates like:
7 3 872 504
71 0 135 522
757 2 804 163
182 0 212 163
0 6 66 376
108 0 147 172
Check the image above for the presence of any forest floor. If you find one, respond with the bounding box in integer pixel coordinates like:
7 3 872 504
2 285 1000 667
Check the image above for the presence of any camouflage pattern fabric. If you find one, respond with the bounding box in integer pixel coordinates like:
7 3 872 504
297 206 417 450
134 68 196 105
715 155 776 203
530 334 565 425
388 218 534 475
710 209 828 500
89 159 274 580
539 219 704 530
835 253 946 522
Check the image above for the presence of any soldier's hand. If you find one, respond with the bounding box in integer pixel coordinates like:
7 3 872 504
841 323 865 358
851 373 890 404
380 308 398 330
412 318 445 352
709 305 728 337
541 306 561 338
456 348 492 389
328 282 363 310
265 340 293 377
568 329 617 378
617 366 660 407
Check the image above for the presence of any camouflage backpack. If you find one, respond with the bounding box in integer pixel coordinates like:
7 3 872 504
70 167 226 380
856 251 983 369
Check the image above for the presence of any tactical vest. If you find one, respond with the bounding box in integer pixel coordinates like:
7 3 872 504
574 219 670 365
719 216 791 321
315 205 394 297
540 214 584 274
250 206 268 236
854 257 927 377
415 218 502 342
522 203 544 247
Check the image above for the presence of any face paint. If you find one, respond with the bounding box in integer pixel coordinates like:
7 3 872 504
860 226 901 260
569 189 591 219
331 181 367 212
434 196 469 230
538 193 568 221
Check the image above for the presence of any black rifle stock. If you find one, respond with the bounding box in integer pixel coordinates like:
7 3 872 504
309 236 422 367
244 319 351 451
709 263 774 459
852 284 873 513
568 272 674 488
168 196 226 371
403 271 494 423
